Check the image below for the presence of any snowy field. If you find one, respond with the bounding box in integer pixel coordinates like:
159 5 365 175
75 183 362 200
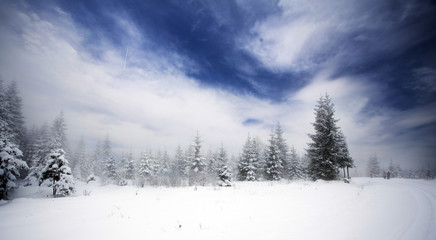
1 178 435 240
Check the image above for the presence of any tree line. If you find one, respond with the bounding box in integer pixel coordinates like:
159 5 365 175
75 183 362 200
8 79 417 200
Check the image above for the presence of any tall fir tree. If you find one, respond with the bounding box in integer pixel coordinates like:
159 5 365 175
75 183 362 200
265 130 282 181
189 132 206 186
274 123 289 178
0 80 28 199
238 135 261 181
307 94 351 181
4 81 25 149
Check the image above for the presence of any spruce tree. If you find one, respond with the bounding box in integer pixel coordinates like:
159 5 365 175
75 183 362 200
274 123 289 178
40 149 75 197
288 146 303 180
366 154 381 177
216 145 232 187
189 132 206 186
238 135 260 181
4 81 25 148
0 139 28 199
265 130 282 181
137 151 154 186
0 81 28 199
307 94 347 181
124 151 135 180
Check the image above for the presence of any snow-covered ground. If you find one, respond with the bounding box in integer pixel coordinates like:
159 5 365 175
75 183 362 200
1 178 435 240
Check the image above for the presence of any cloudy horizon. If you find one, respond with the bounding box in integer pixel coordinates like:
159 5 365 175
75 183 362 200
1 0 435 172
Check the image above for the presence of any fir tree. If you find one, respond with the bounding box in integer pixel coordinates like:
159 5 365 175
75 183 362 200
40 149 75 197
3 81 25 148
189 132 206 186
238 135 261 181
124 151 135 180
274 123 289 178
265 130 282 181
0 140 28 199
288 146 303 180
137 151 154 186
367 154 381 178
102 136 117 181
174 145 187 179
216 145 232 187
307 94 345 180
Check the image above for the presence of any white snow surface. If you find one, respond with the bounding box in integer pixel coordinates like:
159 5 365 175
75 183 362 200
1 178 435 240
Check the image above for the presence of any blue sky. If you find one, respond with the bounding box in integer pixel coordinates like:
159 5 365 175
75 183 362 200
0 0 435 171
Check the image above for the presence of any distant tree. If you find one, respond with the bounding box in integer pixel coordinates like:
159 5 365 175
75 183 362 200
50 112 69 155
40 149 75 197
73 137 87 179
307 94 351 180
137 151 155 187
265 130 282 181
366 154 381 178
388 160 402 178
3 81 25 148
288 146 303 180
189 132 206 186
174 145 187 180
216 145 232 187
274 123 289 178
124 151 135 180
238 135 261 181
102 136 116 182
91 141 103 177
24 124 52 185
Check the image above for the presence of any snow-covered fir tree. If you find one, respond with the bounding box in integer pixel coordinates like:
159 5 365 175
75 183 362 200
124 151 135 180
174 145 187 180
265 130 282 181
189 133 206 186
288 146 303 180
73 137 88 179
307 94 350 180
274 123 289 178
388 160 402 178
216 145 232 187
366 154 381 177
102 136 117 182
137 151 155 187
40 149 75 197
238 135 261 181
0 139 28 199
0 80 28 199
3 81 25 149
25 124 52 185
91 141 103 177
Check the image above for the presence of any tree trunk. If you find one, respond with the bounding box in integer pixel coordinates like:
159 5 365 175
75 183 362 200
52 179 56 196
347 166 350 179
